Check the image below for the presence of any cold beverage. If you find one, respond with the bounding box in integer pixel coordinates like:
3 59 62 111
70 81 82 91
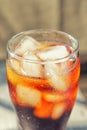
6 30 80 130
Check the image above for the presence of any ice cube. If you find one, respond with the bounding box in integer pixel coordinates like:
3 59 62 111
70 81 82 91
51 102 66 120
45 63 69 91
10 58 21 73
16 85 41 107
21 52 42 78
37 45 69 61
6 62 21 86
43 92 64 102
15 36 39 55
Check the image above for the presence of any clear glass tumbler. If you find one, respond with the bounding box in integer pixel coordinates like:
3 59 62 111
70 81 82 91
6 29 80 130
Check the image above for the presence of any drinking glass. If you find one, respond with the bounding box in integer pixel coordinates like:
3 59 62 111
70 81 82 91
6 29 80 130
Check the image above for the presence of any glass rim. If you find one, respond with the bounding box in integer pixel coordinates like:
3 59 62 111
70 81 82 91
7 29 79 64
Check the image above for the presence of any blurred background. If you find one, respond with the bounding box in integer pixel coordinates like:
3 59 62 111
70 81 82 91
0 0 87 93
0 0 87 129
0 0 87 59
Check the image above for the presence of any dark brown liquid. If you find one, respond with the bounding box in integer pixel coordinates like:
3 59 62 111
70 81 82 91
16 105 71 130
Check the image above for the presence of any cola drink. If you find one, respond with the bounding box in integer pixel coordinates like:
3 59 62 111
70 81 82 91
6 30 80 130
